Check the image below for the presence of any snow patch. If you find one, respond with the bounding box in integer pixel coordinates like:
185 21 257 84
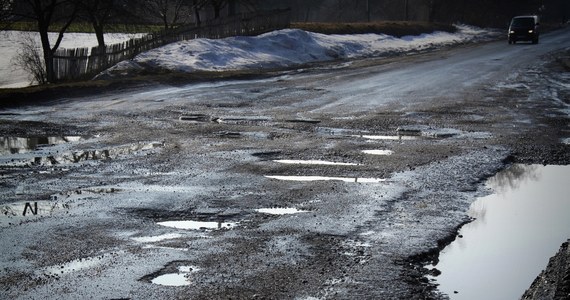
100 24 501 79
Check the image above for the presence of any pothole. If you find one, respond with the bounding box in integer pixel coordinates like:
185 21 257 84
0 136 90 155
316 127 360 136
216 131 242 138
255 207 308 215
273 160 358 166
428 164 570 299
354 126 464 141
357 135 418 141
40 251 124 278
252 151 282 160
131 233 183 243
397 125 462 138
285 118 321 124
179 114 210 123
1 201 71 227
1 141 163 167
362 150 394 156
150 266 201 287
265 175 386 183
157 220 238 231
212 116 272 125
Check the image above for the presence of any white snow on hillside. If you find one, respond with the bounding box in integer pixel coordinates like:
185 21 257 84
0 25 501 88
100 24 501 79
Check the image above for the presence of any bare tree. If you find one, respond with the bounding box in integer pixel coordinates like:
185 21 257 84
12 34 48 84
11 0 78 83
192 0 207 25
208 0 226 18
141 0 190 30
76 0 116 51
1 0 12 22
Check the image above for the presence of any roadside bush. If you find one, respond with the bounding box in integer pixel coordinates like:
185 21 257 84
12 35 47 85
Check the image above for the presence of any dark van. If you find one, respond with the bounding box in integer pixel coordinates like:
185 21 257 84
508 15 540 44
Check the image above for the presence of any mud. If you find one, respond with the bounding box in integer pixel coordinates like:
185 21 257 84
0 38 569 299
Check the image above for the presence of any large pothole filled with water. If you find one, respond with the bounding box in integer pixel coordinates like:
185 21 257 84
427 164 570 299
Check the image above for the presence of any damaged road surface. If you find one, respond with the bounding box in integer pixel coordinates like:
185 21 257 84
1 28 569 299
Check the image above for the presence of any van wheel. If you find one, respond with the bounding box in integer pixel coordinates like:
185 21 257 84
532 38 539 44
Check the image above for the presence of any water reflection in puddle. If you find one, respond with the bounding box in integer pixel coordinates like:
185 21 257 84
151 266 200 286
362 150 394 156
255 208 307 215
265 175 386 183
1 201 70 227
0 136 89 155
357 135 418 141
430 165 570 300
157 220 238 230
273 160 358 166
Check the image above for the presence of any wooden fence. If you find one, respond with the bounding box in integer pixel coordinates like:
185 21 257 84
52 9 291 82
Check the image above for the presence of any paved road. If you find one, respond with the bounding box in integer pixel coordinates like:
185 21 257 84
0 27 569 299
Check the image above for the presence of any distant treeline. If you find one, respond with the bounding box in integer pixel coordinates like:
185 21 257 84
263 0 569 27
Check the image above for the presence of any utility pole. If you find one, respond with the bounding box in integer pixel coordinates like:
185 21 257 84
404 0 409 21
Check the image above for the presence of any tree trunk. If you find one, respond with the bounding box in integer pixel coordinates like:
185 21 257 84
228 0 236 16
38 27 55 83
193 0 202 26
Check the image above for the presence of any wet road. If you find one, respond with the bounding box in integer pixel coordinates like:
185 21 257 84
0 27 569 299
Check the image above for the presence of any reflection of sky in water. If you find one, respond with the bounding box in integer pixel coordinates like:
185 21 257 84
255 207 307 215
433 165 570 300
265 175 386 183
151 266 200 286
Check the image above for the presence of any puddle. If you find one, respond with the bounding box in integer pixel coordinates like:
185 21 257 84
157 220 238 231
429 164 570 300
255 208 307 215
42 251 123 277
265 175 386 183
285 118 321 124
354 127 463 141
151 266 200 286
179 114 210 123
316 127 359 136
357 135 418 141
0 141 163 167
397 125 462 138
213 116 272 125
362 150 394 156
1 201 70 227
132 233 183 243
216 131 242 138
273 160 358 166
0 136 89 155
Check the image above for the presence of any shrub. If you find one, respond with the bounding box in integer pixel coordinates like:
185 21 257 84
12 34 47 85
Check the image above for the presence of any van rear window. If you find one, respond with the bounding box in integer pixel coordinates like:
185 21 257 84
511 18 534 27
